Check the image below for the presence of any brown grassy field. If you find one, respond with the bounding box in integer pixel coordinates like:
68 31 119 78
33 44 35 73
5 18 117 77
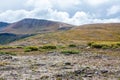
8 23 120 46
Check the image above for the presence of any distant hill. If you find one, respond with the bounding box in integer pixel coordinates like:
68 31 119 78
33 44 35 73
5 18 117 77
2 18 73 34
0 22 10 30
9 23 120 46
0 33 33 44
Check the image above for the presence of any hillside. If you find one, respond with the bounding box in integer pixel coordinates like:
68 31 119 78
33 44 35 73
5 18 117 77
0 22 10 30
1 18 73 34
0 33 33 44
1 23 120 80
9 23 120 46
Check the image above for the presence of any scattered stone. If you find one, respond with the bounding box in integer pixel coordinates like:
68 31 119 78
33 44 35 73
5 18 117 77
0 55 12 60
64 62 71 66
100 70 108 74
0 51 120 80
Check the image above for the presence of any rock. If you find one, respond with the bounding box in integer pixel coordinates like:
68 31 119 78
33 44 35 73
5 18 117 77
61 66 72 69
74 70 83 75
0 55 12 60
100 70 108 74
64 62 71 66
33 63 46 66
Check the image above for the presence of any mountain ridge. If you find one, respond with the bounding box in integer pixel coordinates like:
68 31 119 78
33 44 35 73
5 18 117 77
1 18 74 34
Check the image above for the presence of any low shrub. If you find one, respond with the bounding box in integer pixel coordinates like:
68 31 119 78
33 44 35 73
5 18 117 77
24 46 39 52
87 42 94 46
88 41 120 49
40 45 57 50
101 45 110 49
112 44 120 49
16 46 23 49
61 50 79 55
117 42 120 46
68 44 77 47
0 51 16 56
57 45 66 49
0 46 15 49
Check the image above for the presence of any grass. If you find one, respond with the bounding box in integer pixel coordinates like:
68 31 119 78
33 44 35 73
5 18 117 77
24 46 39 52
0 46 16 49
0 51 16 56
40 45 57 50
88 41 120 49
68 44 77 47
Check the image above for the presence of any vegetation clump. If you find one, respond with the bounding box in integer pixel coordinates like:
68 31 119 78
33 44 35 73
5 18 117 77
68 44 77 47
40 45 57 50
24 46 39 52
0 51 16 56
88 41 120 49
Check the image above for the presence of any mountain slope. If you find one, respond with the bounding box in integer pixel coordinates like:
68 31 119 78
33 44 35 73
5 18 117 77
2 18 73 34
9 23 120 46
0 22 10 30
0 33 33 44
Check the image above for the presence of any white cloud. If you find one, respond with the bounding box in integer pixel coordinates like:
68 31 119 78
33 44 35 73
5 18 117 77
51 0 81 9
69 11 90 25
26 0 81 10
0 0 120 25
0 8 120 25
84 0 109 6
26 0 52 11
107 5 120 15
0 8 90 25
0 0 27 11
93 18 120 23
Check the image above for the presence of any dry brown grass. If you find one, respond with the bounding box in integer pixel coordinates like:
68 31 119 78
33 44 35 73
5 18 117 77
9 23 120 46
0 61 9 66
1 23 119 56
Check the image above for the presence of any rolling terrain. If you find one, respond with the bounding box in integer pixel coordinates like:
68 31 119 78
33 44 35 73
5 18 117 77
0 18 73 44
9 23 120 46
0 19 120 80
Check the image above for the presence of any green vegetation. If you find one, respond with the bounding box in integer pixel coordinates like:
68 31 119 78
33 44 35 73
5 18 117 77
0 46 17 49
24 46 39 52
40 45 57 50
0 51 16 56
88 41 120 49
68 44 77 47
61 50 79 55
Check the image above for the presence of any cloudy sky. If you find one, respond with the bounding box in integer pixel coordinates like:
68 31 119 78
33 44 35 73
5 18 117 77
0 0 120 25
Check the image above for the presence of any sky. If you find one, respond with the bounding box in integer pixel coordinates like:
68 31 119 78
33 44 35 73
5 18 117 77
0 0 120 25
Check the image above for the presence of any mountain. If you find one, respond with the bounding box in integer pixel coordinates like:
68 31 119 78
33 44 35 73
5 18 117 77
9 23 120 46
2 18 73 34
0 22 10 30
